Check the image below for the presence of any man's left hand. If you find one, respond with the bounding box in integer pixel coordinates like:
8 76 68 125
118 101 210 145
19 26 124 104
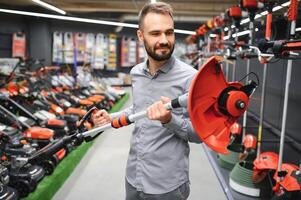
147 96 172 124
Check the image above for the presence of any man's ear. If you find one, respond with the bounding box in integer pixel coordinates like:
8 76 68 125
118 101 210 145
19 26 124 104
137 30 143 43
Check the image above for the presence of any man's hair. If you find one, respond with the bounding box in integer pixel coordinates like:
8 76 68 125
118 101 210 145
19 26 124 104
138 2 174 30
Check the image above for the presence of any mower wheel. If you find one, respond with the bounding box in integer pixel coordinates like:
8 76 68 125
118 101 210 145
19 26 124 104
14 179 31 198
50 155 60 166
41 160 56 175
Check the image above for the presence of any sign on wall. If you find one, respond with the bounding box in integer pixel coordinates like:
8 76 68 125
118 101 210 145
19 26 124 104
12 32 26 58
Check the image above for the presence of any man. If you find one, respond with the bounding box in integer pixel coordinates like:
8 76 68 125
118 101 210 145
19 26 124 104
92 2 201 200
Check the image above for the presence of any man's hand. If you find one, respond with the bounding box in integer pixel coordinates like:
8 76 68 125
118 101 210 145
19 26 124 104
147 96 172 124
92 109 112 127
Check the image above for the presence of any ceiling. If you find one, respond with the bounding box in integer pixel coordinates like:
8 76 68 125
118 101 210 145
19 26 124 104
0 0 293 33
0 0 238 23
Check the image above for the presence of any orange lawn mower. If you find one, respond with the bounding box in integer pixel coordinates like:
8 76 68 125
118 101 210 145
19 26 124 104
0 103 67 176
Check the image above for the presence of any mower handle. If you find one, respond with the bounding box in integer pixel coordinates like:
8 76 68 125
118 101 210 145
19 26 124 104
28 135 74 163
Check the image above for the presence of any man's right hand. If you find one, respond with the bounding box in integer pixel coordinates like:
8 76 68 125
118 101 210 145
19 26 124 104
92 109 112 127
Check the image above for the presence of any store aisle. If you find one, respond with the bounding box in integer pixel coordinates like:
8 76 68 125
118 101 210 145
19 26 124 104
53 91 226 200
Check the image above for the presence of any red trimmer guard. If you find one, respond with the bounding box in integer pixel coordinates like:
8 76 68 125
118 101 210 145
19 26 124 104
188 57 246 154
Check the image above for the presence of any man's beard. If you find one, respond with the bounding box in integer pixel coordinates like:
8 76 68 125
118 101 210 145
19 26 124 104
144 40 174 61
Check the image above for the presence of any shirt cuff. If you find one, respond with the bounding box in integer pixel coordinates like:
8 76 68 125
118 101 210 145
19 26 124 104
162 114 182 131
110 111 121 119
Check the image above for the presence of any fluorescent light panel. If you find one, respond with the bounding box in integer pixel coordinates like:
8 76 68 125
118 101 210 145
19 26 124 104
281 2 291 7
272 6 283 12
232 30 250 37
0 8 195 35
223 35 229 40
174 29 195 35
32 0 66 15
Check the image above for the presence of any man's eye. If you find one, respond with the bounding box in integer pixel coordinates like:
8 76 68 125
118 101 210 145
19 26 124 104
151 32 160 36
166 31 174 36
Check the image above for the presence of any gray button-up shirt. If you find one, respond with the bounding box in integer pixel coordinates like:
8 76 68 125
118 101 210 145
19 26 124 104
111 55 202 194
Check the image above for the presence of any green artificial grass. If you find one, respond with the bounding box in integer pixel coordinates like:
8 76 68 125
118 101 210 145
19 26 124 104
109 93 129 113
23 93 129 200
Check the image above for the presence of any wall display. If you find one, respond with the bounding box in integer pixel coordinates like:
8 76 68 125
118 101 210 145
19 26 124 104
120 37 130 67
74 33 86 63
121 37 137 67
128 38 137 66
12 32 26 58
63 32 74 64
107 34 117 71
93 33 105 69
52 32 63 63
84 33 95 64
137 41 146 63
103 35 109 67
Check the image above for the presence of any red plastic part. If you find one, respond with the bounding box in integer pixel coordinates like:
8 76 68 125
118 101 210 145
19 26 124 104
242 0 258 8
288 0 298 21
230 122 242 135
188 57 247 154
243 134 257 149
229 6 242 18
50 103 65 116
79 99 94 106
7 82 19 96
112 118 121 128
66 107 87 117
265 13 272 40
253 151 279 170
273 163 300 191
226 90 249 117
55 148 66 160
47 118 65 127
111 115 130 129
24 126 54 140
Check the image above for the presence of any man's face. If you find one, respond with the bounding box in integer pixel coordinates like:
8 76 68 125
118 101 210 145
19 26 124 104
138 13 175 61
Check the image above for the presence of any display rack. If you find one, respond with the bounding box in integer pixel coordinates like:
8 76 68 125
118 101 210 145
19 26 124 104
23 93 129 200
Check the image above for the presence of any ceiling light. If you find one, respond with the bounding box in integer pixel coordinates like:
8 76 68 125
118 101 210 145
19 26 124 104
32 0 66 15
281 2 290 7
296 27 301 32
254 14 261 19
232 30 250 38
272 6 283 12
240 18 250 25
0 8 194 35
174 29 195 35
223 35 230 40
260 11 268 16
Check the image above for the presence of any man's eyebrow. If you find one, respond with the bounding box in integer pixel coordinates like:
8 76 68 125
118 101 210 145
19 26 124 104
148 28 174 33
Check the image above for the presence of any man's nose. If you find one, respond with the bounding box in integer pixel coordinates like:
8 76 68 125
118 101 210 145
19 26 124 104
158 33 168 44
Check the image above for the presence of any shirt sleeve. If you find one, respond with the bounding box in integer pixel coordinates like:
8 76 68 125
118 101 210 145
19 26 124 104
110 105 134 119
162 109 202 144
162 70 202 144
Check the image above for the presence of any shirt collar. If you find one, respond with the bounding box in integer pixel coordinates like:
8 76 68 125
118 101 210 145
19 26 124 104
143 55 175 74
